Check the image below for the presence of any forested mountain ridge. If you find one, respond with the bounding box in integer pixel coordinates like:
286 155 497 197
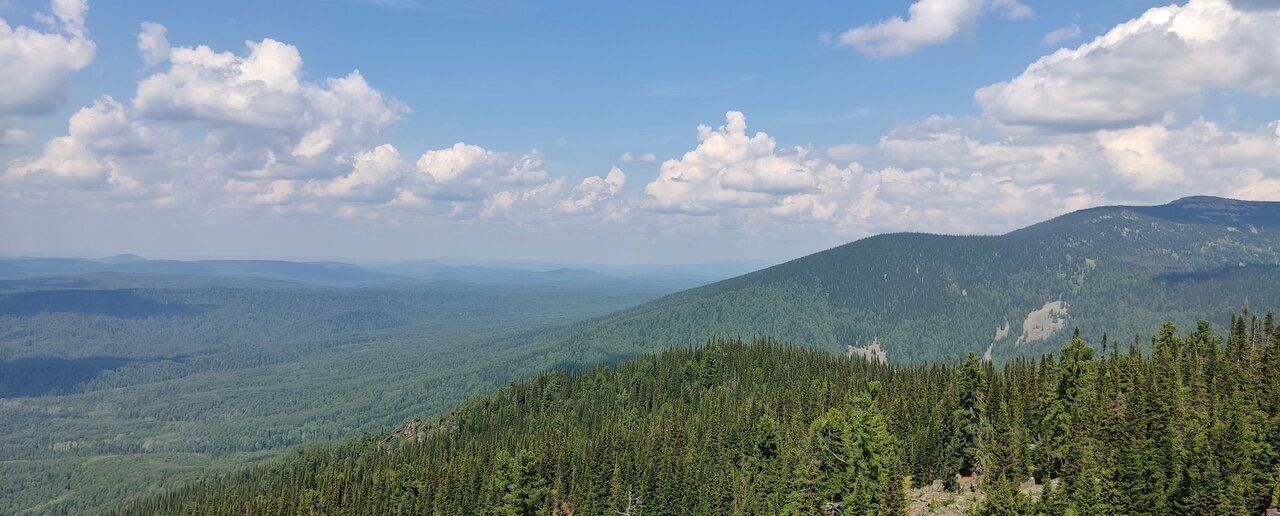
537 196 1280 364
119 315 1280 515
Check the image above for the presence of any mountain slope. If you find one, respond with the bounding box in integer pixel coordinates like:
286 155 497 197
538 196 1280 363
118 318 1280 514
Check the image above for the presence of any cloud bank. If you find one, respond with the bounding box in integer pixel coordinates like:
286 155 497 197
4 0 1280 256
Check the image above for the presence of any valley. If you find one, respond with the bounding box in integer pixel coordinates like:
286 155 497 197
4 197 1280 514
0 260 738 514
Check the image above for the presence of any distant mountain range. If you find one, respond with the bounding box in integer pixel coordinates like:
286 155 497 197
0 254 770 289
7 196 1277 365
534 196 1280 364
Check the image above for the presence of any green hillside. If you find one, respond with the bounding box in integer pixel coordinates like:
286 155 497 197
539 196 1280 365
118 314 1280 515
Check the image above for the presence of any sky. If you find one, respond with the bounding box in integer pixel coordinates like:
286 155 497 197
1 0 1279 264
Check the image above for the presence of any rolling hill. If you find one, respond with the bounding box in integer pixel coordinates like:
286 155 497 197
534 196 1280 364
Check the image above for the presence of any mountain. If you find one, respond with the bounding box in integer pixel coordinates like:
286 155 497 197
118 318 1280 514
0 255 756 291
533 196 1280 364
13 196 1280 514
367 258 768 289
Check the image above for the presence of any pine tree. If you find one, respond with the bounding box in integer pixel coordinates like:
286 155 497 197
972 478 1035 516
782 455 824 516
875 462 907 516
952 353 987 478
490 450 548 516
1042 337 1096 482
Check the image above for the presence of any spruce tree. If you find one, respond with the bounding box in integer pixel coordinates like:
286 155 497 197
953 353 987 478
490 450 548 516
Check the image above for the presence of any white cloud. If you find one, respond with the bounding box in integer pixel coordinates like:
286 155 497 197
637 108 1280 238
311 144 403 201
6 0 1279 249
137 21 168 67
556 166 627 215
5 96 157 187
1096 124 1185 190
637 111 1077 234
976 0 1280 131
644 111 834 214
415 142 493 184
837 0 1030 58
1039 23 1082 47
44 0 88 37
872 114 1280 209
480 180 565 220
133 31 405 165
5 24 412 218
225 178 298 206
411 142 551 204
0 0 95 115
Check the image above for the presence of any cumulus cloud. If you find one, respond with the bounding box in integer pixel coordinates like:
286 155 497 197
0 0 95 115
480 180 565 220
874 114 1280 208
635 111 1097 234
644 111 835 214
6 1 1278 246
556 166 626 215
977 0 1280 131
415 142 495 184
42 0 89 37
225 178 298 207
1096 125 1185 191
8 24 406 194
311 144 403 201
136 21 168 67
635 107 1280 237
837 0 1031 58
4 22 420 222
411 142 550 203
5 96 157 187
133 30 405 166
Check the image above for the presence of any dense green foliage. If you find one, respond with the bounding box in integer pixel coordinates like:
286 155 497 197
0 273 675 514
122 314 1280 515
540 197 1280 364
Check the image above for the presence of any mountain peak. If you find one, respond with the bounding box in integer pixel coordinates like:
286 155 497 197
1143 195 1280 226
1164 195 1258 208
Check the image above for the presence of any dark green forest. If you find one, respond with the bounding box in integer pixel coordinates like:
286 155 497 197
536 197 1280 365
120 313 1280 515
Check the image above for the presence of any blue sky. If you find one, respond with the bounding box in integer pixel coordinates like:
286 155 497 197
2 0 1279 263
